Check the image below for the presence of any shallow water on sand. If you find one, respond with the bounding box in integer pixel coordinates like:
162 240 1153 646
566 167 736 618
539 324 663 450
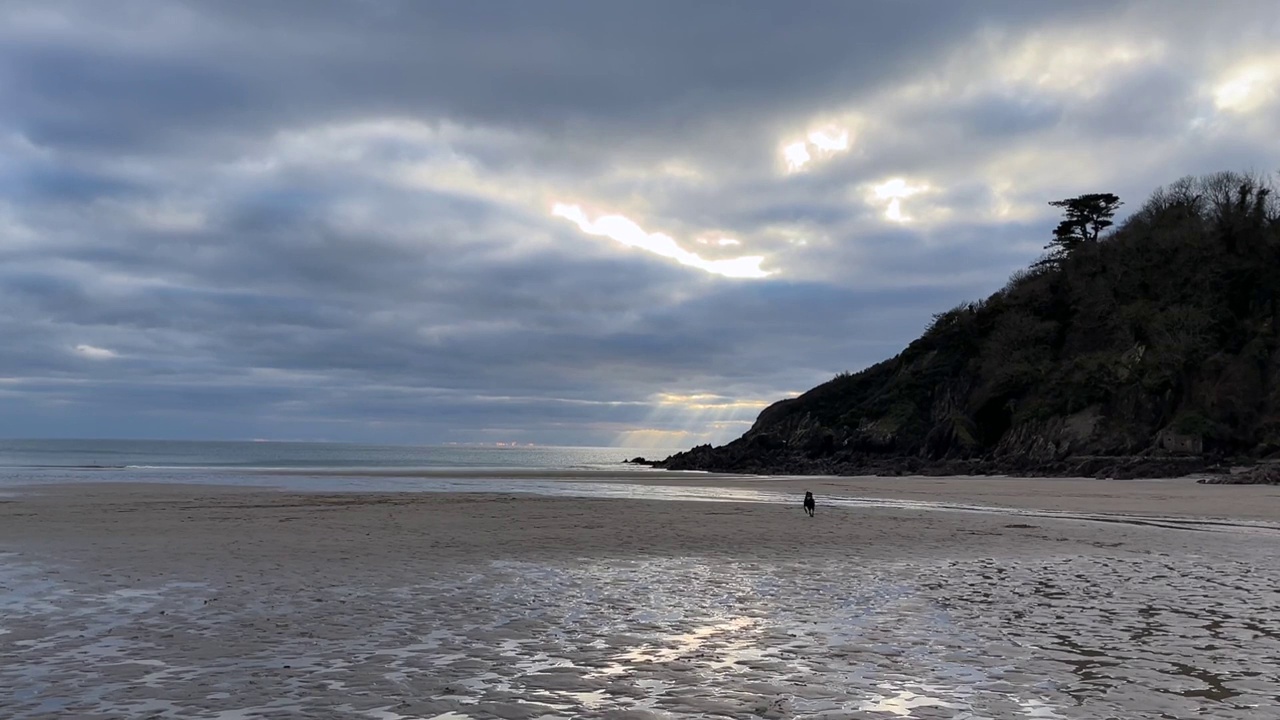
3 548 1279 719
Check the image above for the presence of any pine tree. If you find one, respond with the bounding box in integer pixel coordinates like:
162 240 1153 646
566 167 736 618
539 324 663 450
1045 193 1123 258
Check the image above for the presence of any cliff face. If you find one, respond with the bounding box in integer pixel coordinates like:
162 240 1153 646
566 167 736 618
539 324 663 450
661 172 1280 478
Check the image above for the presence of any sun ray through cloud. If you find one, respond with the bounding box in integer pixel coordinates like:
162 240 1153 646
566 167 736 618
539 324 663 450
551 203 771 279
613 392 772 448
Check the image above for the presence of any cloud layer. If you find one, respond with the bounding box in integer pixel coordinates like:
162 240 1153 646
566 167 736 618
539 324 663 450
3 1 1279 446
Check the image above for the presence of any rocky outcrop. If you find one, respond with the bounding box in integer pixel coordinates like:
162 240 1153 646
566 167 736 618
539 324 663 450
657 172 1280 479
1198 464 1280 485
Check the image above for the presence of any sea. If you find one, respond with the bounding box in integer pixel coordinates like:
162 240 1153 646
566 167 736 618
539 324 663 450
5 439 1277 531
0 439 689 493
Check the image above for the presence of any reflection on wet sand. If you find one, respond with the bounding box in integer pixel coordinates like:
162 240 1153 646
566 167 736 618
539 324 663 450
5 479 1280 720
615 615 760 667
4 551 1279 718
859 685 964 716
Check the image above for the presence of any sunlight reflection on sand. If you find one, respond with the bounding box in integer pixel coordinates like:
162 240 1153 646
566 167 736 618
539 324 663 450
4 549 1279 718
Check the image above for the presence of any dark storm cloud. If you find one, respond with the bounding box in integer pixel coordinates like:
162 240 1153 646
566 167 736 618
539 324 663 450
2 0 1280 445
1071 65 1199 138
956 93 1064 138
2 0 1108 159
5 45 256 151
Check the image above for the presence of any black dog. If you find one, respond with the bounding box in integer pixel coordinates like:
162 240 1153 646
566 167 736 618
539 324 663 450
803 491 815 517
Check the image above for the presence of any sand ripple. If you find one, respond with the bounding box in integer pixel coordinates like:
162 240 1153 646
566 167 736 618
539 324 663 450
4 550 1280 719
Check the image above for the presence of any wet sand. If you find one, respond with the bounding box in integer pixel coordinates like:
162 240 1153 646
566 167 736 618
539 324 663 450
2 478 1280 718
630 472 1280 521
241 468 1280 520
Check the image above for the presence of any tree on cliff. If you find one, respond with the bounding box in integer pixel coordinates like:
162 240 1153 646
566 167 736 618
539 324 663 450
1044 193 1123 259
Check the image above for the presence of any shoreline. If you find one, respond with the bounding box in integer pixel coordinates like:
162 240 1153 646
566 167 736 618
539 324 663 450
5 481 1272 570
4 476 1280 577
4 468 1280 521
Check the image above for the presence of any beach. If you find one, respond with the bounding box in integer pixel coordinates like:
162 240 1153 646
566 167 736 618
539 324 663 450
3 475 1280 719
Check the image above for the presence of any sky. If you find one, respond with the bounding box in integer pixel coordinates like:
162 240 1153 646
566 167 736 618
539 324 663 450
3 1 1280 448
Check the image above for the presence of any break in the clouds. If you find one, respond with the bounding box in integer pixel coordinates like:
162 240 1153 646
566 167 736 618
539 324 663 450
551 203 768 279
2 1 1279 447
73 345 118 360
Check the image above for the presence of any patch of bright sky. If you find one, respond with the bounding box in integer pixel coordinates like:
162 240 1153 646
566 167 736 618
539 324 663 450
612 427 700 449
552 203 770 279
783 141 812 173
808 128 850 152
654 392 771 411
74 344 118 360
613 392 772 448
880 33 1165 117
991 33 1166 96
783 126 851 173
788 35 1167 229
697 237 741 247
1214 56 1280 112
871 178 928 223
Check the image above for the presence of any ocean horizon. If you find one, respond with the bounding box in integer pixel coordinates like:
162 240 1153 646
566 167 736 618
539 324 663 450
0 439 691 492
0 438 684 470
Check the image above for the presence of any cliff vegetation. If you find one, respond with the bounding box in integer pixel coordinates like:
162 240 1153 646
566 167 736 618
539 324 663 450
661 171 1280 479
